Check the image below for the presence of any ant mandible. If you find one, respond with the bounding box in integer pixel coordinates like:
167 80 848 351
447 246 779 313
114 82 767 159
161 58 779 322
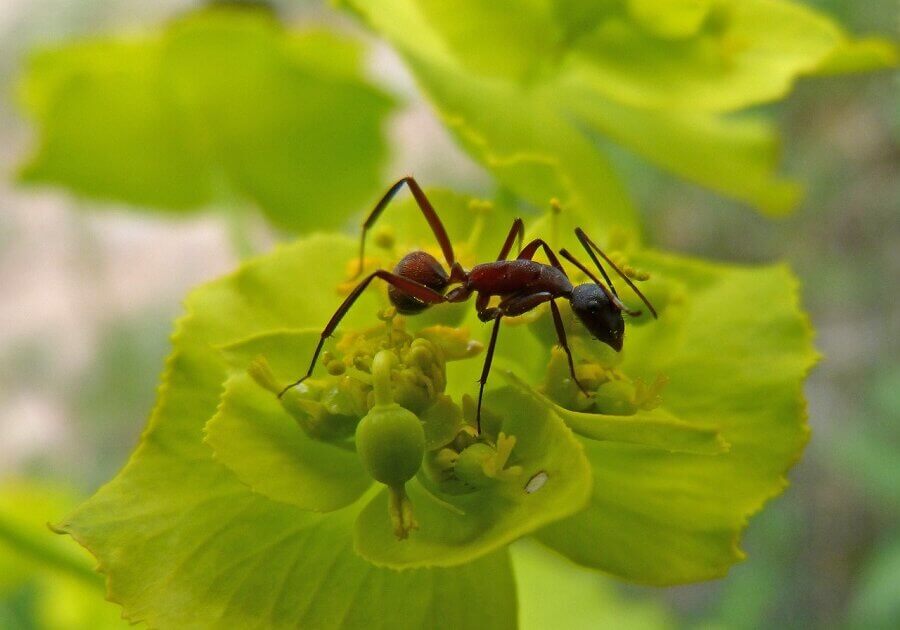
280 177 657 433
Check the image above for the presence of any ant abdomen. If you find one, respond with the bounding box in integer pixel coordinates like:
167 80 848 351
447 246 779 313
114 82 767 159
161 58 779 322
388 251 449 314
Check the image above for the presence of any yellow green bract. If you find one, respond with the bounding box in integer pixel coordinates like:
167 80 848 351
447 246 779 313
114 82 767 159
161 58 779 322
56 189 817 625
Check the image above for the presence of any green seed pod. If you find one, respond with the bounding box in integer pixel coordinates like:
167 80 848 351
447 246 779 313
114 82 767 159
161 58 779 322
629 277 673 327
355 350 425 539
355 403 425 487
591 379 638 416
326 360 346 376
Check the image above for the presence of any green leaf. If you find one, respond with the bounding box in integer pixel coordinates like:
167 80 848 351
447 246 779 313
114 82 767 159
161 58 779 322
568 0 848 112
412 0 557 82
0 480 125 628
18 7 394 232
847 537 900 629
343 0 639 232
504 372 728 455
20 39 209 211
512 540 673 630
353 385 592 569
536 254 817 584
205 369 373 513
558 89 803 215
346 0 892 219
0 481 101 591
57 235 518 628
626 0 712 40
812 36 898 75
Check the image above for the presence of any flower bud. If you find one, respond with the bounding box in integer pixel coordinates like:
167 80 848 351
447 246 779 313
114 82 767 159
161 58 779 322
425 432 522 495
248 357 358 441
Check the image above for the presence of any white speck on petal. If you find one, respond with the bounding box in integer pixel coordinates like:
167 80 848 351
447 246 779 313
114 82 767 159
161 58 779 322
525 471 548 494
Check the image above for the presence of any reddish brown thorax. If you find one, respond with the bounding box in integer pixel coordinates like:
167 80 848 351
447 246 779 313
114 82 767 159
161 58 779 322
466 259 573 298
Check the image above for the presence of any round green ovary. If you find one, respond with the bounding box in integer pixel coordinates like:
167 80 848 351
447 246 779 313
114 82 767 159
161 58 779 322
355 403 425 487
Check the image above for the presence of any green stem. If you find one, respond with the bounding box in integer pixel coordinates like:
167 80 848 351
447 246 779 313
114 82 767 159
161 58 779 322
371 350 394 407
0 514 103 589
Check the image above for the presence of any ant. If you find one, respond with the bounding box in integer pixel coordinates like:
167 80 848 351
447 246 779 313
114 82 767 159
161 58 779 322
280 177 657 432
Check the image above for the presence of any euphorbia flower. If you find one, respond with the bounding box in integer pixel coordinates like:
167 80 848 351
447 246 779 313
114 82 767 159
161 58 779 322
57 192 816 627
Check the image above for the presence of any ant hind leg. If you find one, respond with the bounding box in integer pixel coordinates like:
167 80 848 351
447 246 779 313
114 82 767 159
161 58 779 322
356 177 456 277
475 315 503 434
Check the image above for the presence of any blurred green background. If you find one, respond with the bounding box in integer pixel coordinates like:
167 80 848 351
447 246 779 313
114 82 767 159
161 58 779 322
0 1 896 628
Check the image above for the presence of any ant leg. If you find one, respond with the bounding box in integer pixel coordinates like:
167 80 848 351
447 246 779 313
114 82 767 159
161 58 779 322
517 239 567 277
278 270 447 397
479 289 552 322
573 228 657 318
549 300 590 396
495 291 591 395
497 290 553 316
356 177 456 277
496 218 525 261
558 249 641 317
472 292 492 320
473 291 558 432
475 315 503 434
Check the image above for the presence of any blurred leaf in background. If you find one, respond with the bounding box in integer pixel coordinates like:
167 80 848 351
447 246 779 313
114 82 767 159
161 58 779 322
70 311 175 489
17 5 396 233
847 536 900 630
0 480 124 629
513 540 672 630
342 0 894 230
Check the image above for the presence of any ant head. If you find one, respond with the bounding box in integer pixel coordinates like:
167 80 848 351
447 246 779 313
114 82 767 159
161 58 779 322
570 283 624 352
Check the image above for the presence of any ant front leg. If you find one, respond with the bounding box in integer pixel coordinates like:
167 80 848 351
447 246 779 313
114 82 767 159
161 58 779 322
499 292 590 397
548 300 591 397
278 270 447 397
356 177 456 277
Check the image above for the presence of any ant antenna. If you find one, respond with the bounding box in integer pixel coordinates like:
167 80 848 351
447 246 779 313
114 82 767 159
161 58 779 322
574 228 657 319
559 249 641 317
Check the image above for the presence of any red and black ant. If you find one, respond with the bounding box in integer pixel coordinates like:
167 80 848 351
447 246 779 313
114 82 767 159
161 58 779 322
280 177 657 432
